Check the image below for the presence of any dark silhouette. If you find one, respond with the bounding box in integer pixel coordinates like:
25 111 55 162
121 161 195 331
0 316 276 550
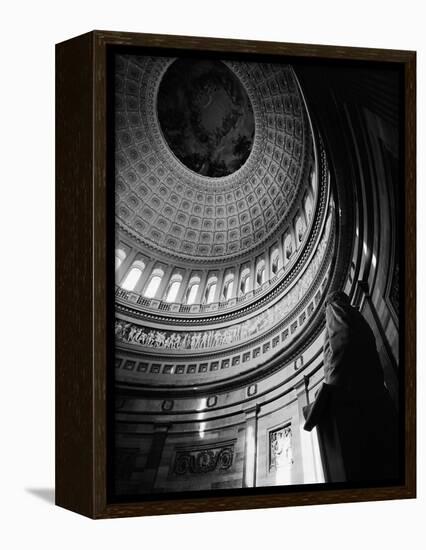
304 291 399 483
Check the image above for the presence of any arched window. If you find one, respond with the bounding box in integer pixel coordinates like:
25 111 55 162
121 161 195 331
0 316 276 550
240 268 251 294
284 234 293 263
204 276 218 304
222 273 234 301
305 195 313 223
144 268 164 298
121 260 145 291
256 260 266 287
185 276 201 305
270 248 280 276
310 167 316 192
296 216 305 244
115 248 126 270
165 273 182 303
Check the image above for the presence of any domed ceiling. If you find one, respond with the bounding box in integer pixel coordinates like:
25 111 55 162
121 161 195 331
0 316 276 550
115 55 310 261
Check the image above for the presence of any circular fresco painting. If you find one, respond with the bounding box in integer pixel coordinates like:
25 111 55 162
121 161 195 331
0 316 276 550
157 59 255 178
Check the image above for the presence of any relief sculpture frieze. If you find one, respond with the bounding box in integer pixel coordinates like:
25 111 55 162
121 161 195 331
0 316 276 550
115 213 332 352
173 443 234 475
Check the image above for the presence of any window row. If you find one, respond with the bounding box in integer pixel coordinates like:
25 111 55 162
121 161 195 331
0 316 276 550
115 261 235 305
116 248 287 306
115 189 315 304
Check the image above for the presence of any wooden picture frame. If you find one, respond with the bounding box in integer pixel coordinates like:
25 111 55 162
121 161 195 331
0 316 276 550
56 30 416 519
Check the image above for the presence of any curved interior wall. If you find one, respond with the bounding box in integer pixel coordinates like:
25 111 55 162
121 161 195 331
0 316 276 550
296 63 401 405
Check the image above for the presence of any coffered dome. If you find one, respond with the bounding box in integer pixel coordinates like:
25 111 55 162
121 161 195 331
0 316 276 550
115 55 311 261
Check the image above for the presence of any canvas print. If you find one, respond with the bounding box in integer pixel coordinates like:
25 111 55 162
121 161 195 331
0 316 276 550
111 51 403 500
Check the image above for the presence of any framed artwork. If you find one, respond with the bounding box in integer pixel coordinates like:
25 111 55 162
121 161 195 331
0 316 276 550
56 31 416 518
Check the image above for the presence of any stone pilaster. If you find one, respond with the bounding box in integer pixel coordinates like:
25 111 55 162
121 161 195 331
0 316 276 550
144 423 171 491
242 405 259 488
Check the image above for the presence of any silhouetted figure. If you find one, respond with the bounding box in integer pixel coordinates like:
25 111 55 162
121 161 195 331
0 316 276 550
304 291 399 483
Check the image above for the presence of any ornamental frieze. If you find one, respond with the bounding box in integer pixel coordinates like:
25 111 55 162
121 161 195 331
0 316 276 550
173 443 234 475
115 213 332 352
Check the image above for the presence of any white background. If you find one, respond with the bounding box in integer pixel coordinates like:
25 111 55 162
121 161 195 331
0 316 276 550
0 1 423 548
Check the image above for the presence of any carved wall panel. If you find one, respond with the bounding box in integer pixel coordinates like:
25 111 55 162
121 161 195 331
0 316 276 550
269 426 294 471
172 441 235 475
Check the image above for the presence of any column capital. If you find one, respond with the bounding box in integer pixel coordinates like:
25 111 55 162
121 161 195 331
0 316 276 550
294 375 309 394
153 422 172 434
243 404 259 419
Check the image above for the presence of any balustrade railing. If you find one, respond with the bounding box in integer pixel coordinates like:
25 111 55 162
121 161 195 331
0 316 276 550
115 279 275 316
114 183 328 317
114 257 305 316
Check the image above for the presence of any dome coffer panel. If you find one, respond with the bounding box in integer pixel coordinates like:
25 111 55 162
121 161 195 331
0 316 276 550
115 55 311 262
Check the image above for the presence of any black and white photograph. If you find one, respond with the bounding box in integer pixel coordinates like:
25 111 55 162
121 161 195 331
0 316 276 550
2 0 424 544
111 50 404 500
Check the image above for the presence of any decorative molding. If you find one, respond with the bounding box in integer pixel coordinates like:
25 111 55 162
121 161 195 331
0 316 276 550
207 395 217 408
294 355 304 371
114 243 333 398
115 211 332 355
161 399 174 411
247 384 257 397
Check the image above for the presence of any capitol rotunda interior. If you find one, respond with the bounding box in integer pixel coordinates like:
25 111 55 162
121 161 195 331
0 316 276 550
112 53 402 497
